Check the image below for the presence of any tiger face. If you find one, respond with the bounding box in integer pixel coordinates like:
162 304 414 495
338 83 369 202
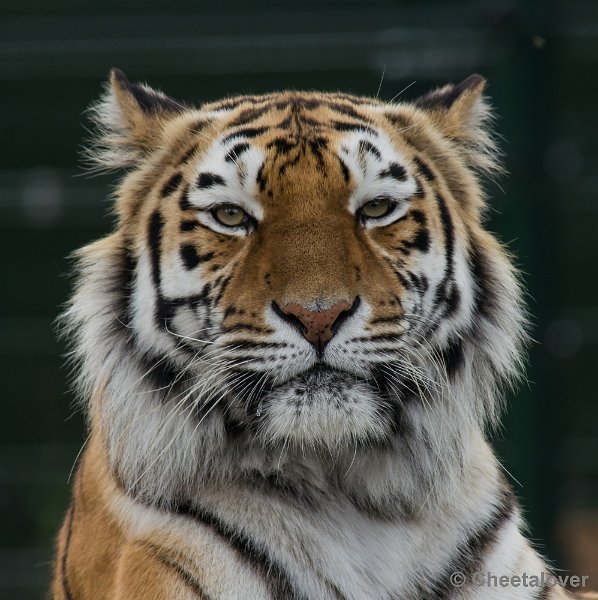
68 71 525 497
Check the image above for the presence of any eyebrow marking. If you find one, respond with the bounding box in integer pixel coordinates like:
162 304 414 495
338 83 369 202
197 172 225 189
358 140 381 160
378 162 407 181
225 142 250 163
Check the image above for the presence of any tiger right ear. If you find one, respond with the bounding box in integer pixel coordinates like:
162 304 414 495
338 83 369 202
87 69 188 171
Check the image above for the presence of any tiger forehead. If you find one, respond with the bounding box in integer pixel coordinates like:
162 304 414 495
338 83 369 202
205 90 385 144
182 90 418 218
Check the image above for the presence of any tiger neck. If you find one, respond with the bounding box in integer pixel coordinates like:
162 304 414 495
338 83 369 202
96 375 504 523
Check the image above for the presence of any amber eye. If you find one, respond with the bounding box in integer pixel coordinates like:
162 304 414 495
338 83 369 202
212 204 248 227
359 197 395 220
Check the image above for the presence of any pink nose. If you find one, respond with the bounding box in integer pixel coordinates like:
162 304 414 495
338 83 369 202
279 301 352 350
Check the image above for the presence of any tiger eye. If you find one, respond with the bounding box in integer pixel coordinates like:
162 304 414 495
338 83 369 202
361 198 394 219
213 204 247 227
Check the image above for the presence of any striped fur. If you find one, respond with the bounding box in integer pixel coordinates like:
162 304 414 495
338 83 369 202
51 70 594 599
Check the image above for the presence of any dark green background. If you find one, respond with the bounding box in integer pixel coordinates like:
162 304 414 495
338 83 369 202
1 1 597 598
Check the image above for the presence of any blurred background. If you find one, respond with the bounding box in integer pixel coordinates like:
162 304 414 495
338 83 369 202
1 0 597 597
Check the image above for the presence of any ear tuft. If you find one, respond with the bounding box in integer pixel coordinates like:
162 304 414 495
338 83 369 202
415 74 485 111
84 69 188 173
415 74 502 176
110 68 188 115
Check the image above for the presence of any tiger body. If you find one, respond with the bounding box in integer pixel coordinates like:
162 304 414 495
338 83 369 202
52 70 591 599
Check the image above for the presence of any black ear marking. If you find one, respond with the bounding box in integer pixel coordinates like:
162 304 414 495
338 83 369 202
415 74 485 111
111 68 188 115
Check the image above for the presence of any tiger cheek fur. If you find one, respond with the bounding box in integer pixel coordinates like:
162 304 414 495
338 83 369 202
50 69 592 600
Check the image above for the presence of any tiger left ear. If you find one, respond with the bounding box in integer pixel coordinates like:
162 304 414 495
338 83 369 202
415 74 500 174
416 74 485 111
415 74 487 140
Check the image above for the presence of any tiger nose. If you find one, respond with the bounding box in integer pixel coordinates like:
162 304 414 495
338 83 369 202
273 298 360 354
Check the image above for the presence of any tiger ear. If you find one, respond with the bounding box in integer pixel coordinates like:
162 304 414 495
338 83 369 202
415 74 500 174
86 68 188 171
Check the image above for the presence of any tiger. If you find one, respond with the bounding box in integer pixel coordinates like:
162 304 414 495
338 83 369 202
50 68 595 600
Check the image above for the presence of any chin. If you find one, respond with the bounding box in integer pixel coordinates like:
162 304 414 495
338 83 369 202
250 366 395 449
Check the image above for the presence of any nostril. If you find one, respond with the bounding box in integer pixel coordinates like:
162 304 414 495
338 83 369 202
330 297 361 335
271 301 307 335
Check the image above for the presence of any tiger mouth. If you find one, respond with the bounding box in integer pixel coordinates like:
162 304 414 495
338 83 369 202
262 363 386 405
277 363 369 389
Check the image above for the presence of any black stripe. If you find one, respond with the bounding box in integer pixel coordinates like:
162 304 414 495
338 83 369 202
384 112 412 129
222 323 272 334
110 243 136 337
221 126 269 145
148 211 164 288
60 504 75 600
189 119 210 134
439 335 466 379
213 275 232 306
181 219 199 232
353 333 402 343
145 542 213 599
370 315 402 325
279 151 301 176
227 340 288 350
197 172 225 189
177 144 199 166
468 240 498 324
419 488 515 599
174 503 306 600
209 95 271 111
329 93 371 105
394 269 412 290
402 228 430 253
325 101 367 120
161 172 183 197
337 157 350 183
433 193 456 310
309 138 328 169
267 138 296 154
331 120 378 136
225 142 250 163
179 185 193 210
413 179 425 198
358 140 381 160
256 163 267 192
228 106 270 128
410 209 427 224
246 471 324 512
413 156 435 181
180 245 215 270
137 350 179 390
379 162 407 181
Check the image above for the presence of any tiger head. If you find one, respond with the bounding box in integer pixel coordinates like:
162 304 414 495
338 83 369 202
66 70 526 504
